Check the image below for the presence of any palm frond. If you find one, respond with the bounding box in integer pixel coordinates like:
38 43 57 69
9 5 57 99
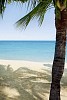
0 0 28 14
16 0 52 29
14 0 28 3
0 0 6 14
0 0 12 14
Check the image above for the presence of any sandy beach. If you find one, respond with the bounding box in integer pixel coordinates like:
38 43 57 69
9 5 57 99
0 59 52 72
0 59 67 100
0 59 67 70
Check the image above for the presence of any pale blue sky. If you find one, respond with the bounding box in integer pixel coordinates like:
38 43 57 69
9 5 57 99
0 2 56 40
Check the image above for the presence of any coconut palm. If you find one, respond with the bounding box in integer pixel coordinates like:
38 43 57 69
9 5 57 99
16 1 67 99
0 0 67 100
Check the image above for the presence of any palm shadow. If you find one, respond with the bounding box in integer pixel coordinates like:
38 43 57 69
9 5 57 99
43 64 52 68
0 64 67 100
0 64 51 100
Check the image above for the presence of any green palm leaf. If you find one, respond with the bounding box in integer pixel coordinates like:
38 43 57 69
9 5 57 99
16 0 52 29
0 0 6 14
0 0 12 14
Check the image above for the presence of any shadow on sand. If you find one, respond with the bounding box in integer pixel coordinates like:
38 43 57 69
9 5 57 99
0 64 67 100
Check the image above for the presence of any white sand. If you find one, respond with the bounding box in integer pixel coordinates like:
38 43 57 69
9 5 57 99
0 59 67 100
0 59 67 72
0 59 52 72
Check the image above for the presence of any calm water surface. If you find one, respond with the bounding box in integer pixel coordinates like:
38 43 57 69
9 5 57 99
0 41 67 62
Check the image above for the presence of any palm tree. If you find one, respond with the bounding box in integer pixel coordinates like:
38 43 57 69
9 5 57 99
0 0 67 100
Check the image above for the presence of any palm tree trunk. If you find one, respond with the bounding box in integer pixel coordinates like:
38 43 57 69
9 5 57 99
49 9 67 100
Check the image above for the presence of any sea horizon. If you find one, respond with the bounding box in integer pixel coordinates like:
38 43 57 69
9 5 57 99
0 40 55 41
0 40 67 63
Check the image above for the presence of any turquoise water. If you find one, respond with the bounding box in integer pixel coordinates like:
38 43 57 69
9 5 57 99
0 41 67 62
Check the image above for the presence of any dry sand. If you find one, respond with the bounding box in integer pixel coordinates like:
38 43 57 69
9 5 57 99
0 59 67 100
0 59 52 72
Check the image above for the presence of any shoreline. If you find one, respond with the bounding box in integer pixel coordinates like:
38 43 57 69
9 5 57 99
0 59 67 71
0 59 52 72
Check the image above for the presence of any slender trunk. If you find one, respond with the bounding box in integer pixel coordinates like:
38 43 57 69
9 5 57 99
49 9 67 100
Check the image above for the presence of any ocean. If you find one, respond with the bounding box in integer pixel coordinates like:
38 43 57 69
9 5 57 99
0 41 67 63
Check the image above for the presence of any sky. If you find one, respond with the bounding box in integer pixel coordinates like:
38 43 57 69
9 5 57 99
0 2 56 40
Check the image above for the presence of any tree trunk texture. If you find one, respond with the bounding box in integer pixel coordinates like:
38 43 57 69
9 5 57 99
49 9 67 100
